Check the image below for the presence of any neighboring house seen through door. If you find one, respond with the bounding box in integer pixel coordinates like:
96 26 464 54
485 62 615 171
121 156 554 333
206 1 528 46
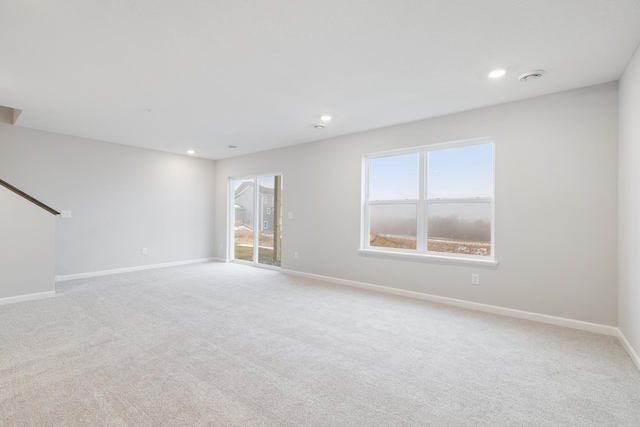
231 175 282 267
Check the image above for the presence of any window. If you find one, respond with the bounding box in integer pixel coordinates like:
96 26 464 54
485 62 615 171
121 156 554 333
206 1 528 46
362 138 495 263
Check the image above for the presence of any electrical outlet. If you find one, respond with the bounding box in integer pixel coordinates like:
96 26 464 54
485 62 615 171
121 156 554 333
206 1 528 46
61 210 72 218
142 247 148 255
471 273 480 285
294 251 299 259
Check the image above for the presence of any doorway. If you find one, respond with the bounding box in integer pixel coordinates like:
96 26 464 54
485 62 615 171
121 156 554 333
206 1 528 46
230 175 282 267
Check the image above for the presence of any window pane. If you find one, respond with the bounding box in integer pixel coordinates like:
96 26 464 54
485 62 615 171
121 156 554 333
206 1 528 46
370 204 417 250
369 153 419 201
233 179 254 261
257 175 281 267
427 202 491 256
427 143 493 199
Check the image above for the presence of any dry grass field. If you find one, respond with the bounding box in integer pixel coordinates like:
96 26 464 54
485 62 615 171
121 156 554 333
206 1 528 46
233 227 281 265
370 234 490 256
428 238 490 256
234 228 489 260
369 234 417 250
234 228 275 246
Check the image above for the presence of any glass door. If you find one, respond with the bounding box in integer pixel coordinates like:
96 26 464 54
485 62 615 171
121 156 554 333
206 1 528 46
256 176 281 266
232 178 255 262
231 175 282 267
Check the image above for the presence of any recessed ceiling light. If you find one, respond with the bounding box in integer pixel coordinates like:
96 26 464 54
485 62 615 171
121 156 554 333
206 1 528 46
313 123 326 129
519 70 545 82
320 115 332 122
488 68 506 79
186 150 195 155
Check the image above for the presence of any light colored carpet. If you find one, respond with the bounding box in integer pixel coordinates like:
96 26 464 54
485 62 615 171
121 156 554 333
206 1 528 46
1 262 639 426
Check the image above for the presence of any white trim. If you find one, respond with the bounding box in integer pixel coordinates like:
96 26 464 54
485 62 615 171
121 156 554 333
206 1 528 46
280 269 617 337
618 330 640 372
358 248 499 267
0 290 56 306
366 136 496 159
55 258 217 282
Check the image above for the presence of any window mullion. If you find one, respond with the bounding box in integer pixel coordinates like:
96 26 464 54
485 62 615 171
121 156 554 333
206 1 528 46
417 150 427 252
253 177 259 263
426 197 493 204
368 200 418 205
362 157 371 249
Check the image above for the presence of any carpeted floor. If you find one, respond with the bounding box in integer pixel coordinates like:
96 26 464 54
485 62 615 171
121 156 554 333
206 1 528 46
1 262 639 426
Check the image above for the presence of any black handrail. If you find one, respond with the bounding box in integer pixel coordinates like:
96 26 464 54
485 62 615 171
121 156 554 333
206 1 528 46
0 179 60 215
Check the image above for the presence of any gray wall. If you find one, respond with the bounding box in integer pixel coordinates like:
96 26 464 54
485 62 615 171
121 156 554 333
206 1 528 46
0 81 622 328
619 44 640 357
0 186 55 299
0 107 216 276
215 83 619 326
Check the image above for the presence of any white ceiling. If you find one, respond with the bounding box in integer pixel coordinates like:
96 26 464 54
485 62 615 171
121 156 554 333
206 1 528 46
2 0 640 160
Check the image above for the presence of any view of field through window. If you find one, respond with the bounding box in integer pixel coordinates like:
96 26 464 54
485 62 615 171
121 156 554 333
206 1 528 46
367 142 493 257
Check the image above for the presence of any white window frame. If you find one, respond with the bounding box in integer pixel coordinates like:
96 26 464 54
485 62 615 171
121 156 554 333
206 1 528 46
359 137 497 266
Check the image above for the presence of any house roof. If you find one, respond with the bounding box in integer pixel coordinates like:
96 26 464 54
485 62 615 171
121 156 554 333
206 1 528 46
234 182 274 197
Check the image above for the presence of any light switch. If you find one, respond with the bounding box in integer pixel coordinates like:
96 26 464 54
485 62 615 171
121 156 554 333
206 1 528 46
288 212 294 219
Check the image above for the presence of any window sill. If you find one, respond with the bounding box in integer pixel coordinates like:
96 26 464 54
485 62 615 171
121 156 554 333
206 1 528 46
357 248 499 267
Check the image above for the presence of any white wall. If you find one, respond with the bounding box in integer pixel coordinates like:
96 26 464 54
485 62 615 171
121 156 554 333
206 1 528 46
0 186 55 300
0 107 216 277
216 83 619 326
619 44 640 360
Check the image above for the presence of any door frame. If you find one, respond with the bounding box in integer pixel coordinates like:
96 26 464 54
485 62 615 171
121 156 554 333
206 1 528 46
228 173 282 269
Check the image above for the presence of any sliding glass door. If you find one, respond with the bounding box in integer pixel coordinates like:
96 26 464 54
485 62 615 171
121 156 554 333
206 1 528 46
231 175 282 267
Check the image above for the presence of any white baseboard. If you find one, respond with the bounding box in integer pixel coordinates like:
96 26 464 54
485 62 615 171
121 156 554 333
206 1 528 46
281 269 619 337
0 290 56 306
55 258 218 282
618 330 640 372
